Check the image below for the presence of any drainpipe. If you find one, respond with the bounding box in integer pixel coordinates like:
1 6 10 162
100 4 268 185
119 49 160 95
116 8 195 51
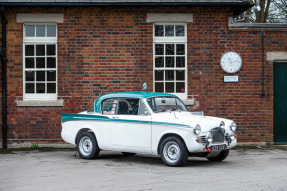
261 31 265 97
1 7 8 149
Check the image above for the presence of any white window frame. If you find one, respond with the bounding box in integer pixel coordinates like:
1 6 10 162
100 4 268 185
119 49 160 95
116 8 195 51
23 23 58 100
153 23 188 99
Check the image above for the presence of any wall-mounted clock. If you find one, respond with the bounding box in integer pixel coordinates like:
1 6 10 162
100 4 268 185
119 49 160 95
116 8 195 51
220 51 242 74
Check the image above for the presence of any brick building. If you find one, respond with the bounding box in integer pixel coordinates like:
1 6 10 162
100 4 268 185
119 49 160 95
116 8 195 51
0 0 287 148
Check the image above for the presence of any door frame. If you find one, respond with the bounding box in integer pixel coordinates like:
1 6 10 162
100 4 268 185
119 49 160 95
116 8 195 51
273 61 287 144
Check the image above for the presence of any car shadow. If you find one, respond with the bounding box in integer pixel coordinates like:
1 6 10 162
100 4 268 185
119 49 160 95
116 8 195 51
92 152 231 167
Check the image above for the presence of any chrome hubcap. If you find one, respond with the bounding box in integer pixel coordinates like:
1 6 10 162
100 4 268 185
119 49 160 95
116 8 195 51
79 136 93 156
163 141 180 163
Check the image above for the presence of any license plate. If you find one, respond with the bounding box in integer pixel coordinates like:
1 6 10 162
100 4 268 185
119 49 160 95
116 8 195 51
210 144 227 151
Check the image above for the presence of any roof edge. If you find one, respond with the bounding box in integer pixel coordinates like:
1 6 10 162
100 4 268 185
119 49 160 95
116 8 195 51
228 17 287 31
0 2 253 8
0 2 254 16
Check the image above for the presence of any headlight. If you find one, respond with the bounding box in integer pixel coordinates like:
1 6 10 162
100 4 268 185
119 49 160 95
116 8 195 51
193 124 201 135
230 122 236 132
220 121 225 128
221 128 226 135
207 133 213 143
230 131 236 141
220 121 226 134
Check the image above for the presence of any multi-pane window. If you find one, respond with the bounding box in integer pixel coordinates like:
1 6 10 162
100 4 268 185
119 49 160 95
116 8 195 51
154 24 185 37
23 24 57 100
153 24 187 99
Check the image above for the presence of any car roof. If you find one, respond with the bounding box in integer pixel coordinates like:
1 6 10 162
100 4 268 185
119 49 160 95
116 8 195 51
94 91 178 113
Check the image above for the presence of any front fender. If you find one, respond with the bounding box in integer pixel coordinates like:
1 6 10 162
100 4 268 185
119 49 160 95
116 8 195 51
151 125 193 155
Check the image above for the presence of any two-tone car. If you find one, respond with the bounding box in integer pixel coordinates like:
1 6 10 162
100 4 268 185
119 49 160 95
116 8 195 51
61 91 237 166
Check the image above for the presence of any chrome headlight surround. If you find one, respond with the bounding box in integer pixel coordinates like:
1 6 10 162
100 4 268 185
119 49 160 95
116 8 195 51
206 133 213 143
220 121 226 135
230 131 236 141
220 121 225 128
230 122 237 132
193 124 201 135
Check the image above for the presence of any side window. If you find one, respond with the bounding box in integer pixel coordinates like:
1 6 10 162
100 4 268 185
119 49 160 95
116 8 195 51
102 98 118 115
118 98 139 115
139 100 150 115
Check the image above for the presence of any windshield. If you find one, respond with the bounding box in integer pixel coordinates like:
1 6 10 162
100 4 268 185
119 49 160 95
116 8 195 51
146 97 188 113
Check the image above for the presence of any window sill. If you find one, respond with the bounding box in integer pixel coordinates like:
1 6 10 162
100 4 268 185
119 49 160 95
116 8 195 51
181 99 195 106
16 100 64 107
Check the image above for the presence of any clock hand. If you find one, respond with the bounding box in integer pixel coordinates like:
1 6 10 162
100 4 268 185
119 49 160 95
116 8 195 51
231 58 239 63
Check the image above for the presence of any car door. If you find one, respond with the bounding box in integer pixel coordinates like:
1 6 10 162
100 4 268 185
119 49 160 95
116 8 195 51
110 98 152 151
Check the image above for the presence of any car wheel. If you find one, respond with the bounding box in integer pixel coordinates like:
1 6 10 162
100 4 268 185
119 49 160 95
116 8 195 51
160 136 188 167
77 132 100 159
207 149 229 162
122 152 136 156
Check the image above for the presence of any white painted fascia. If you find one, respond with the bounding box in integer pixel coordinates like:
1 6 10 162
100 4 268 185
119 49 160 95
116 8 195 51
16 14 64 23
267 52 287 62
147 13 193 23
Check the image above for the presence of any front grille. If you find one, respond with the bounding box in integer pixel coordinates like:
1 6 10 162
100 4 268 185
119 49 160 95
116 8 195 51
211 127 225 143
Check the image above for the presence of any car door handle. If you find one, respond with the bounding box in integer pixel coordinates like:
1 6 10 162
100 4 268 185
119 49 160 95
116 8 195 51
112 117 119 119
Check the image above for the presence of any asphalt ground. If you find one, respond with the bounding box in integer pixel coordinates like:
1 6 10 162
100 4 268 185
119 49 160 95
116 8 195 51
0 147 287 191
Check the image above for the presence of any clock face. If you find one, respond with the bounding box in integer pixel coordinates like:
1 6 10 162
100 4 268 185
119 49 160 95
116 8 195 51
220 51 242 74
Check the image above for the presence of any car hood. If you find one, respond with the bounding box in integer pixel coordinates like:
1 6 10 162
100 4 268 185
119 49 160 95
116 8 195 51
152 111 231 132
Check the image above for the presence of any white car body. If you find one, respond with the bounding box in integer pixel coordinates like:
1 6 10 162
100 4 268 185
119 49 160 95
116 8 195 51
61 92 237 166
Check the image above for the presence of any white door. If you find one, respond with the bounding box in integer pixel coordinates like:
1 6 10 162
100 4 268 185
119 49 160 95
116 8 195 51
110 98 152 150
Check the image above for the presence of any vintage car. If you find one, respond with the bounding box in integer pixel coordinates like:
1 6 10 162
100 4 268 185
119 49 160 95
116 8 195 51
61 91 237 167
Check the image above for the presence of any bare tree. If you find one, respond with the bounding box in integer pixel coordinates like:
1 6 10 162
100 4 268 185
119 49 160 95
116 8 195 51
237 0 287 23
255 0 272 23
271 0 287 23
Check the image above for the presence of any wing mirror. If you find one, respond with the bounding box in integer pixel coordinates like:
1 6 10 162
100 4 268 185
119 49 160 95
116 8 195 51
142 82 147 91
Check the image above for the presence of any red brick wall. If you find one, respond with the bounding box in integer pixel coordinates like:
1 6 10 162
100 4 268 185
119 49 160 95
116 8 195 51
186 11 287 143
1 6 286 145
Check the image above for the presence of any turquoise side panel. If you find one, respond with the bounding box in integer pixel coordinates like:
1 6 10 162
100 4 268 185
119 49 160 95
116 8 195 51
110 119 152 124
61 113 110 123
62 113 190 128
110 119 189 127
151 121 190 128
